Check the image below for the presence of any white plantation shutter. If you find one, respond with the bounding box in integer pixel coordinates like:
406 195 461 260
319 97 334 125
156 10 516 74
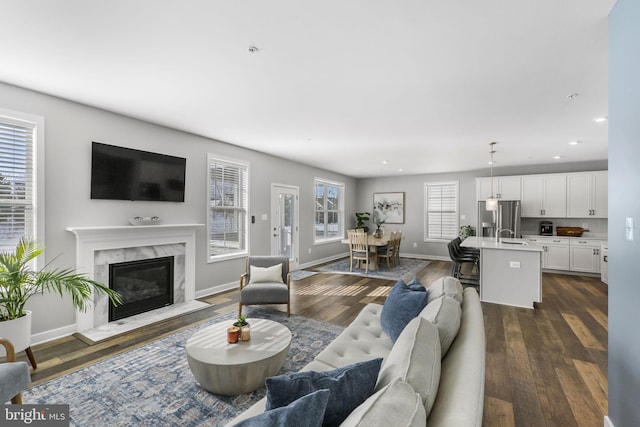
425 182 458 240
207 155 249 260
0 120 35 251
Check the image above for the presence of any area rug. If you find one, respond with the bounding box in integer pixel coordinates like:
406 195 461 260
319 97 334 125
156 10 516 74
289 270 317 281
315 257 430 282
24 307 344 427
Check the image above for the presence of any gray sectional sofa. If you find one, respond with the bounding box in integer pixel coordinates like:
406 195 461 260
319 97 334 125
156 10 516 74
227 276 486 426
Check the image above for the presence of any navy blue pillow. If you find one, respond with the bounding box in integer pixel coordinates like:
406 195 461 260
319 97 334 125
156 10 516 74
406 277 427 292
265 358 383 427
380 279 429 342
235 389 330 427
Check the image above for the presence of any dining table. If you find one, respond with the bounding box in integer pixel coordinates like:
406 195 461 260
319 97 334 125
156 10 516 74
341 233 391 271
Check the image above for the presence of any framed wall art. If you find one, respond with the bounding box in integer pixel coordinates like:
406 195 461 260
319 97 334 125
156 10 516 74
373 192 405 224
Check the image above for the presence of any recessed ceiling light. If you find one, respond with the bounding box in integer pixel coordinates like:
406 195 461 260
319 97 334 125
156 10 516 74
398 168 403 172
594 116 608 123
382 160 389 165
553 155 562 160
569 140 580 145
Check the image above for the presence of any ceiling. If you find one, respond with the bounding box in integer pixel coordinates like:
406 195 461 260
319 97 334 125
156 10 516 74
0 0 614 178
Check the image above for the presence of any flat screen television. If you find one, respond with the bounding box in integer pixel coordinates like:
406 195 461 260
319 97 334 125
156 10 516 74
91 142 186 202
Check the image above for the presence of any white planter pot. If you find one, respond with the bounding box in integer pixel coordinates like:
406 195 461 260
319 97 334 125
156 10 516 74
0 310 32 357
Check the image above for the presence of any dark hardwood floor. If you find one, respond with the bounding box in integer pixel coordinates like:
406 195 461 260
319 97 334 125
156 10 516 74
15 259 608 426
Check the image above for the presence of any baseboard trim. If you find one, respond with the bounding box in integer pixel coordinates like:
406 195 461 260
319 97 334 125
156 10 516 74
31 324 77 347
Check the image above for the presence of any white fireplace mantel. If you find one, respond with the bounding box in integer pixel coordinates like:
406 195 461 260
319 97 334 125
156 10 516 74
66 224 204 332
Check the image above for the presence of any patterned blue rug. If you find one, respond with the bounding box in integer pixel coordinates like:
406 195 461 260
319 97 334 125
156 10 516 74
315 257 430 282
24 307 343 427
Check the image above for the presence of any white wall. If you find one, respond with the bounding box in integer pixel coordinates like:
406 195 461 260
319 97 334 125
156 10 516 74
608 1 640 425
356 161 608 259
0 81 355 337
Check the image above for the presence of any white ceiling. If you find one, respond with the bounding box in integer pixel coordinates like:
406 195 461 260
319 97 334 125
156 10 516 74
0 0 614 178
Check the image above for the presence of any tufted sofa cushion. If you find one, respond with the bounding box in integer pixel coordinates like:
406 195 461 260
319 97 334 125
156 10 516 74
427 276 464 304
340 379 426 427
375 316 441 416
314 304 393 369
419 295 461 357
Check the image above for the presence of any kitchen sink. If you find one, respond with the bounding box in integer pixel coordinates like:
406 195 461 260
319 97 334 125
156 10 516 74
499 238 529 246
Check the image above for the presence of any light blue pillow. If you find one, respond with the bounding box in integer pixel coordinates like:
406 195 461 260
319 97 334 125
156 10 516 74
234 389 330 427
265 358 383 426
381 279 429 342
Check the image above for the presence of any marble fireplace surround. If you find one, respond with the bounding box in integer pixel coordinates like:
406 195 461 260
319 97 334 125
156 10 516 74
66 224 205 341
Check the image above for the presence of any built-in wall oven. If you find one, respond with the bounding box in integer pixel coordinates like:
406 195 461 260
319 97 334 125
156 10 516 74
601 242 608 285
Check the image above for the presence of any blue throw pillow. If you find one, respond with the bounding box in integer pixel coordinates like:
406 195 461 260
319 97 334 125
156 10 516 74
380 279 429 342
265 358 383 427
234 389 330 427
406 277 427 292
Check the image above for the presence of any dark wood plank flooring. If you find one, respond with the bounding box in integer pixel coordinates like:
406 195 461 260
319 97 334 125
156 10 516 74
13 260 608 426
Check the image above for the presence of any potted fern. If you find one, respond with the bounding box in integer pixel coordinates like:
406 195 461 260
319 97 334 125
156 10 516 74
0 237 122 359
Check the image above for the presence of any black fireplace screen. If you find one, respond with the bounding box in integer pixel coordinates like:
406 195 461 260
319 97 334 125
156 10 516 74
109 256 174 321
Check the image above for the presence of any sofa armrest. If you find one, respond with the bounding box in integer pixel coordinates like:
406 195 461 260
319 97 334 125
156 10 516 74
427 288 485 427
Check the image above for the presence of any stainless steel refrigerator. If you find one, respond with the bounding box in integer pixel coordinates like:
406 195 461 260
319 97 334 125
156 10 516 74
477 200 522 238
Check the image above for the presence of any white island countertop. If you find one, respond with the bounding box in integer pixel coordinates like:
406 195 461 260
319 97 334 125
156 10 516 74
461 236 543 252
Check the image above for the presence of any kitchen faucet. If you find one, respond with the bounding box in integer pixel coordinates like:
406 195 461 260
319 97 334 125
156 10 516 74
495 228 515 243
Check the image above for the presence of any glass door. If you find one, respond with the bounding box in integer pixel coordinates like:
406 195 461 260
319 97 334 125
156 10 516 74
271 184 299 270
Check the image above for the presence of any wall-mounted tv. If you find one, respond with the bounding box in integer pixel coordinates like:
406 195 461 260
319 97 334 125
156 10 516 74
91 142 186 202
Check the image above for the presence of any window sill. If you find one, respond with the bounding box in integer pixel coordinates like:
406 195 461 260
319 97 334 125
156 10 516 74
314 238 344 246
207 252 248 263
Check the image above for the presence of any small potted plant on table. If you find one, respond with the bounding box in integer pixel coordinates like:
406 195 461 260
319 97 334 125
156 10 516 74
234 314 250 341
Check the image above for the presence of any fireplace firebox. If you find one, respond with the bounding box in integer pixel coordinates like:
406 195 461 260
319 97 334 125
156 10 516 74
109 256 174 321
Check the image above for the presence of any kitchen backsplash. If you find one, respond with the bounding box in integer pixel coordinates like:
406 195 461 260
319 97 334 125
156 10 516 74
521 217 608 238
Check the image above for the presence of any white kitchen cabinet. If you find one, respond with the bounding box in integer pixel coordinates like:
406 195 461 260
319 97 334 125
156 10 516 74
521 174 567 217
566 172 608 218
526 236 570 270
570 239 601 273
476 176 521 201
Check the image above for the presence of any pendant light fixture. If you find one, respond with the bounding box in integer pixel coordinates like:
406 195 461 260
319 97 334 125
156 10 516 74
486 142 498 211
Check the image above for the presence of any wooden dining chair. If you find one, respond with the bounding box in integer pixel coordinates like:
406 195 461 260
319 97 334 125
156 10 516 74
377 231 398 269
393 230 402 265
348 229 374 273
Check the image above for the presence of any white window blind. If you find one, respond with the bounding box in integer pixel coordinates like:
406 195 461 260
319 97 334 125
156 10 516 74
314 178 344 242
424 181 458 240
207 155 249 260
0 120 35 251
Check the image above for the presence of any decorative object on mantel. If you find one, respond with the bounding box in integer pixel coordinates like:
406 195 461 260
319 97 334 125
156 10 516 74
373 192 405 224
129 216 162 226
486 142 498 211
0 238 123 365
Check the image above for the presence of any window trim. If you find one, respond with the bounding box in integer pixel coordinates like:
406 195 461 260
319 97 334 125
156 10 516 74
206 153 250 263
423 180 459 242
0 108 45 267
313 177 345 244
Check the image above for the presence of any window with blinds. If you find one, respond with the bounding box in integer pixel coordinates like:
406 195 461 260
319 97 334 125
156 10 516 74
0 119 35 251
207 155 249 261
314 178 344 242
424 181 459 241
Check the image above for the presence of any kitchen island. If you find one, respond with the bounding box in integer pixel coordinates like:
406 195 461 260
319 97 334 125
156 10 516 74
461 236 544 308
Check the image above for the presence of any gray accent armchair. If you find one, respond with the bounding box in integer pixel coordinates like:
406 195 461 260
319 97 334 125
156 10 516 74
239 256 291 317
1 338 30 404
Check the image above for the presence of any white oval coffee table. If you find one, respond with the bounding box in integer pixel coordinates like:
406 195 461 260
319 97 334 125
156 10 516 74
186 318 292 395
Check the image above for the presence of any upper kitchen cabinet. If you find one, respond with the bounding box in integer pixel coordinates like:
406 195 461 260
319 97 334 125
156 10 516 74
566 171 608 218
476 176 521 201
521 174 567 217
